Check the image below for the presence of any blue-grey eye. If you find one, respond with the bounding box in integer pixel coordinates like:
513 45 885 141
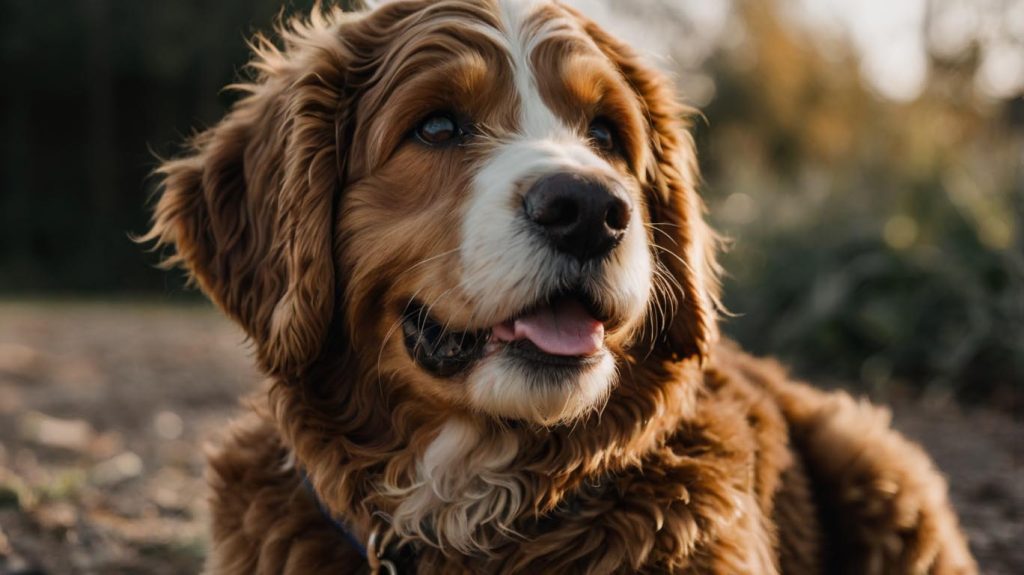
588 119 615 151
416 113 460 145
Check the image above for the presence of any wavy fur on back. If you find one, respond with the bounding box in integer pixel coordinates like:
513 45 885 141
146 1 976 573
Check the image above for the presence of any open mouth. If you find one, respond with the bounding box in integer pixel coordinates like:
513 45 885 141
401 288 608 377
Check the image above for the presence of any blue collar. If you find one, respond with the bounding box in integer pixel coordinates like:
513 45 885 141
299 468 410 574
299 468 370 558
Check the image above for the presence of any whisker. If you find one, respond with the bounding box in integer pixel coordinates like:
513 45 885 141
421 286 458 344
644 223 679 246
376 286 428 391
645 221 684 230
391 248 460 285
374 249 463 382
636 258 683 362
651 243 696 277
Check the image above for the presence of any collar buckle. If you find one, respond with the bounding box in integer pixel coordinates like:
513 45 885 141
367 528 400 575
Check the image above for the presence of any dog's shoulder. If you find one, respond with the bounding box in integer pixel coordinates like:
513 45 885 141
203 407 364 574
706 341 977 574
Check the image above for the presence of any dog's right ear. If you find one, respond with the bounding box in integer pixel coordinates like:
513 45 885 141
571 8 722 363
144 10 355 379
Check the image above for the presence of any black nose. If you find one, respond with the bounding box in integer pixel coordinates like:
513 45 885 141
523 172 632 262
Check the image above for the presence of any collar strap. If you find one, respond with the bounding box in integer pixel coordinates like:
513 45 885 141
298 468 404 574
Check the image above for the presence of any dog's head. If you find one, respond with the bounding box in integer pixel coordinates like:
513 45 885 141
148 0 719 427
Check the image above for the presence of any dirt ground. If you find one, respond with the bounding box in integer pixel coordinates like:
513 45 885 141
0 301 1020 574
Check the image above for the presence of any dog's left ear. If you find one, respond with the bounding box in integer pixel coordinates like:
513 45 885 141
573 9 722 362
145 11 352 379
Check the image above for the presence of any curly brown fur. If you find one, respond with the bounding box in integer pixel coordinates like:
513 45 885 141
145 1 976 573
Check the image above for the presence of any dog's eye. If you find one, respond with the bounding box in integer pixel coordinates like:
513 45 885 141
416 113 461 146
587 119 615 152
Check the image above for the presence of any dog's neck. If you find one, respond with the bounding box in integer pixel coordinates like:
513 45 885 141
270 354 703 555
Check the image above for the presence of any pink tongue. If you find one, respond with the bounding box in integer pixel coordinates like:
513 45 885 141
492 298 604 357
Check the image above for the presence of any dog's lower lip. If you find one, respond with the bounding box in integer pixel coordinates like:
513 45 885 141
502 339 603 368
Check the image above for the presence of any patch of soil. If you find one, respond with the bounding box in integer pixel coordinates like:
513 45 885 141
0 302 256 574
890 401 1024 574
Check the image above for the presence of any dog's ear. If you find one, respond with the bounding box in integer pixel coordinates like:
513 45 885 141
575 12 722 361
145 11 352 379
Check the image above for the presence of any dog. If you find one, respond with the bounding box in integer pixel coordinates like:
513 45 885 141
145 0 977 572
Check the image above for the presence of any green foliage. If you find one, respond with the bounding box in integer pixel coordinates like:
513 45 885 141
716 180 1023 399
700 1 1023 400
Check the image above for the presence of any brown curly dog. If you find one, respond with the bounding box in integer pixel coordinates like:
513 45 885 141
145 1 976 572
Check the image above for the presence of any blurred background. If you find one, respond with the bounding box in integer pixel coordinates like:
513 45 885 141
0 0 1020 572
